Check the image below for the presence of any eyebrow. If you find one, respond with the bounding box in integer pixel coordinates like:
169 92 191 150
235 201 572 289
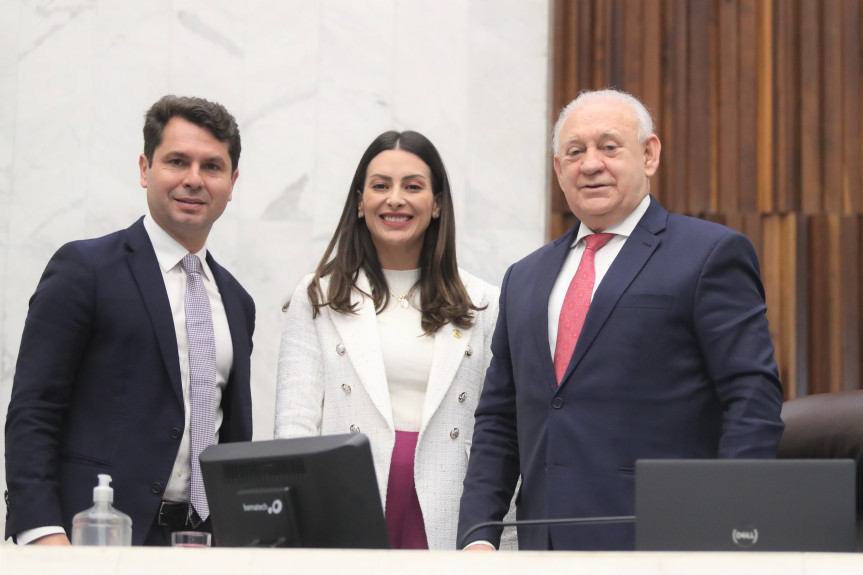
368 173 428 181
163 151 228 165
564 130 624 146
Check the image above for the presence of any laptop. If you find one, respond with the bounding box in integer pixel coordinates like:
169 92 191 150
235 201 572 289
635 459 856 552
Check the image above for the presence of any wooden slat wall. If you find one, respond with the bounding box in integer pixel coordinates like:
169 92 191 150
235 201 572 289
551 0 863 398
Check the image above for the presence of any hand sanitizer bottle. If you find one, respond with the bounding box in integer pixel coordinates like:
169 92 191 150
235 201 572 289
71 474 132 546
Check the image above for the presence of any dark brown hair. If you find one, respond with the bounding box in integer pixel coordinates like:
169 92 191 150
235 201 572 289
143 95 241 171
309 130 483 334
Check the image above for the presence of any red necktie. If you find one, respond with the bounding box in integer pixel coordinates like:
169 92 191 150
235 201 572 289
553 233 615 384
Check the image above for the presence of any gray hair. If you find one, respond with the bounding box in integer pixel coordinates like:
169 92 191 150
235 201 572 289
552 89 655 156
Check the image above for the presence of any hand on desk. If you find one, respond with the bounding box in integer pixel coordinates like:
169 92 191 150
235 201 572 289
464 543 495 551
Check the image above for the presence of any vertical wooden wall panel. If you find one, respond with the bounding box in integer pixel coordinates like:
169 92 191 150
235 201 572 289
839 216 860 390
773 0 798 213
761 215 785 387
822 0 844 213
666 0 691 214
842 0 861 213
738 0 759 214
718 0 740 214
799 0 822 214
688 0 713 214
756 0 774 213
807 215 832 394
551 0 863 396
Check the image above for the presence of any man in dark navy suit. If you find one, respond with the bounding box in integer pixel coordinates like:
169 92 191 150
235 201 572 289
5 95 255 545
458 89 784 551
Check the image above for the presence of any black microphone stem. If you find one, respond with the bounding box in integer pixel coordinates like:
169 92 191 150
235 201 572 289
458 515 636 550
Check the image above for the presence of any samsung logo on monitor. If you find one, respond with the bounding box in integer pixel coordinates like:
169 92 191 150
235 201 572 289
731 525 758 548
242 499 284 515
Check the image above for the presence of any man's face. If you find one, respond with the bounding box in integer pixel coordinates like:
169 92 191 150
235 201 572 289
139 116 238 252
553 98 660 232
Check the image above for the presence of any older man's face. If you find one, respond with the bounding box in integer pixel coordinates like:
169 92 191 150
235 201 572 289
553 98 660 232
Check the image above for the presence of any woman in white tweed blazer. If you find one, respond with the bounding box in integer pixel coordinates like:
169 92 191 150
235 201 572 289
275 131 515 550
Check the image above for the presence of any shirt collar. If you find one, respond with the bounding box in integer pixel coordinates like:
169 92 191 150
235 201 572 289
143 214 212 280
572 194 651 247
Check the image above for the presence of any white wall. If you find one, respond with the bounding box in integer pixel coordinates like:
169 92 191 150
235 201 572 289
0 0 550 537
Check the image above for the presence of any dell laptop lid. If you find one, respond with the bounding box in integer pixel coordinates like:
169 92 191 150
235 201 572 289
635 459 856 552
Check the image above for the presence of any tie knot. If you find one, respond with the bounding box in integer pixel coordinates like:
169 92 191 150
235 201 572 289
181 253 202 275
583 233 615 252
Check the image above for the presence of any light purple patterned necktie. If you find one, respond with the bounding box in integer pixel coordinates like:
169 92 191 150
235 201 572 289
181 253 216 522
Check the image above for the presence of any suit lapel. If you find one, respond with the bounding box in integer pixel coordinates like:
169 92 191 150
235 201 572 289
327 271 394 430
420 277 482 430
559 198 668 387
124 218 183 405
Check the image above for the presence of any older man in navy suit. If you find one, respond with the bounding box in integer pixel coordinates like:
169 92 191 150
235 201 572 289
5 96 254 546
458 89 784 551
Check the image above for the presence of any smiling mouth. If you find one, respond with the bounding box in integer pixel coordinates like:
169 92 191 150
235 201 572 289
177 198 206 206
381 215 412 222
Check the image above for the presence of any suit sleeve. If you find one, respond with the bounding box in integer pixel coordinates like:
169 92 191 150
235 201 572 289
457 266 521 549
694 232 785 457
4 244 96 538
274 276 325 438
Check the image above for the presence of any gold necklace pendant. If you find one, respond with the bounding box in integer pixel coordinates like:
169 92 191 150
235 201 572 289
396 294 409 309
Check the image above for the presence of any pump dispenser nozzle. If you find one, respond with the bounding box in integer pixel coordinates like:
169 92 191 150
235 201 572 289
93 474 114 503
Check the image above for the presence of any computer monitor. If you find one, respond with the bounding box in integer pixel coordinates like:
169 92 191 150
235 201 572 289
200 433 390 548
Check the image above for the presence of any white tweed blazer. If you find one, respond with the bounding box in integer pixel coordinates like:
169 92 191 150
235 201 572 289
275 269 515 550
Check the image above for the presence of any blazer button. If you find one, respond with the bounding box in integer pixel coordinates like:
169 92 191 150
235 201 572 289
465 345 473 357
450 428 460 439
170 428 182 440
552 397 564 409
336 343 346 355
150 482 163 494
341 383 352 394
350 424 360 434
458 392 467 403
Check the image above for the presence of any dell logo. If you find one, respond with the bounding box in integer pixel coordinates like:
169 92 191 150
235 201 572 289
731 526 759 548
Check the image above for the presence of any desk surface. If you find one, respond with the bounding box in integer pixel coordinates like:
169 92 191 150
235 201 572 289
1 546 862 575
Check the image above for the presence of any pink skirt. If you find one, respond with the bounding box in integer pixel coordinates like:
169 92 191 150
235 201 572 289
385 430 429 549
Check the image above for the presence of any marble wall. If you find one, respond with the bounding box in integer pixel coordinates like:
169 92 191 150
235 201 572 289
0 0 551 536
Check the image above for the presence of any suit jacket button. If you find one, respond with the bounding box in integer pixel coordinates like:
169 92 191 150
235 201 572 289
458 392 467 403
341 383 352 394
170 428 182 440
150 482 163 494
552 397 564 409
350 424 360 433
450 428 460 439
336 343 346 355
465 345 473 357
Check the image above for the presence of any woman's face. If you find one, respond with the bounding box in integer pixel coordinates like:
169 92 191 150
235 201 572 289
358 149 440 270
